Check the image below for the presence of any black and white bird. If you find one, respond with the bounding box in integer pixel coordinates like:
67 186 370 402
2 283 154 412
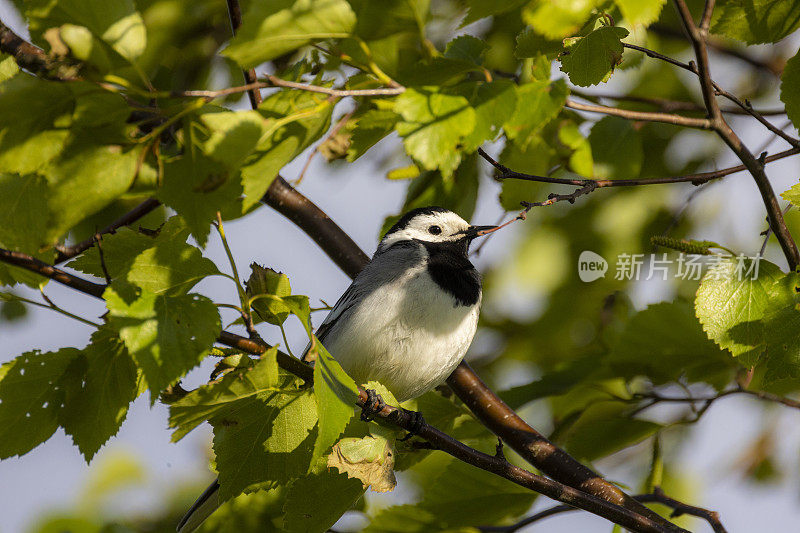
177 206 495 532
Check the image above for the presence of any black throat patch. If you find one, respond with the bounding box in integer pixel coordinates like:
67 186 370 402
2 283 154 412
417 239 481 307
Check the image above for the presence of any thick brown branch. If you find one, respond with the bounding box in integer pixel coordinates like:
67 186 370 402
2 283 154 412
673 0 800 269
54 198 161 264
565 99 713 129
0 248 106 298
480 487 726 533
0 20 77 80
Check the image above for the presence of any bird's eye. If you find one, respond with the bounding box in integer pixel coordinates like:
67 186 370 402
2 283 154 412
428 225 442 235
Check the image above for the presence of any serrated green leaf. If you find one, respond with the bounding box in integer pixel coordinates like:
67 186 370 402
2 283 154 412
59 327 139 462
0 348 80 458
503 79 568 149
781 50 800 132
614 0 667 26
67 228 153 279
563 402 662 461
312 341 358 460
223 0 356 68
105 285 221 399
443 35 488 66
608 301 737 388
26 0 146 62
213 388 318 500
157 147 243 247
711 0 800 45
522 0 597 40
283 467 364 533
782 182 800 205
365 505 438 532
328 434 396 492
395 88 476 178
346 0 426 40
589 116 643 179
0 75 73 175
453 80 518 152
560 26 629 87
169 349 281 442
696 258 783 364
347 109 399 162
45 137 142 244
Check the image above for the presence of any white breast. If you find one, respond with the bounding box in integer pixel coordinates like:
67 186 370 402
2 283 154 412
323 262 480 401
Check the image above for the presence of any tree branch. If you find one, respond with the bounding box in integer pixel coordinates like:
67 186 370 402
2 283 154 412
565 99 713 129
477 145 800 188
0 248 106 297
673 0 800 269
0 20 77 80
225 0 261 108
570 89 787 116
177 77 406 100
54 198 161 264
480 487 727 533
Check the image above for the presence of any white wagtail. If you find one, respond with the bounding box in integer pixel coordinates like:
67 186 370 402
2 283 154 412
177 206 495 532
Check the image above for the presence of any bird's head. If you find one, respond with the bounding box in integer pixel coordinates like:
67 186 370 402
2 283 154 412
378 207 496 252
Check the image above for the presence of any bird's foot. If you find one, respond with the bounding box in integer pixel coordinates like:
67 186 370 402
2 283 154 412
360 389 386 422
399 408 426 441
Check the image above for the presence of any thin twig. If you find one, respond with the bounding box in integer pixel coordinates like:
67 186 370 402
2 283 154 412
294 110 355 185
225 0 262 108
477 146 800 187
565 99 713 129
54 198 161 263
672 0 800 269
570 89 786 116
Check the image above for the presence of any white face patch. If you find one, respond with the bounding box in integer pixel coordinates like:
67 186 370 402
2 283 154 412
379 210 471 251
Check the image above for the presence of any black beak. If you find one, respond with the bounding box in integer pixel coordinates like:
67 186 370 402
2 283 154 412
464 225 498 239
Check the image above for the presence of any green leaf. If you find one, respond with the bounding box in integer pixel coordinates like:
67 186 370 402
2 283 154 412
614 0 667 26
59 327 139 462
558 122 594 176
497 137 556 210
462 0 528 25
105 285 221 399
241 90 334 209
213 388 318 500
395 88 476 178
514 27 565 58
347 109 399 162
44 137 142 244
711 0 800 45
0 75 73 175
26 0 147 62
608 301 736 388
246 264 294 325
0 348 80 458
589 116 643 179
503 79 569 149
199 110 269 172
223 0 356 68
0 173 50 253
419 457 535 527
562 402 662 461
695 257 783 364
157 147 243 247
327 434 397 492
312 341 358 460
559 26 629 87
522 0 597 39
782 181 800 205
501 355 599 410
168 349 281 442
453 80 518 152
365 505 438 533
0 55 19 81
781 50 800 132
282 467 364 533
443 35 488 67
762 273 800 382
69 217 218 294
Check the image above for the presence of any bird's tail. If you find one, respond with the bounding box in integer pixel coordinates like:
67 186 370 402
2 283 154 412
177 478 221 533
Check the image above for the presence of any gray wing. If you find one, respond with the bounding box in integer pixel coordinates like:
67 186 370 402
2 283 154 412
300 278 364 360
